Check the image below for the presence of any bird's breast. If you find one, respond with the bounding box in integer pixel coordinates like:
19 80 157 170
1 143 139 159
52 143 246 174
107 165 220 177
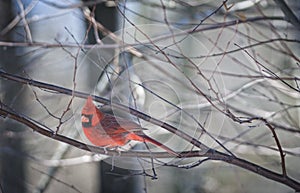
83 127 129 147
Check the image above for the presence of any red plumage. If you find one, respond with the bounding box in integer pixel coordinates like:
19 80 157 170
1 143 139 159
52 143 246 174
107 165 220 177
81 96 178 156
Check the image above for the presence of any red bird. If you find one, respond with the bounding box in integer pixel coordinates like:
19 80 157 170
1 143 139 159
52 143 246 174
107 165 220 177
81 96 178 156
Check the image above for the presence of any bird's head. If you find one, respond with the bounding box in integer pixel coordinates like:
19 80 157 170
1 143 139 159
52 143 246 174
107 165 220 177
81 96 103 128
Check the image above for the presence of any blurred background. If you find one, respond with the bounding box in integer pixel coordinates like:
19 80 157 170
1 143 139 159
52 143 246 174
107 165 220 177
0 0 299 192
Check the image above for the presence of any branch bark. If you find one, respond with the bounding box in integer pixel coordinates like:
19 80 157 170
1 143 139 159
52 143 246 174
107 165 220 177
0 70 300 191
1 105 300 191
273 0 300 30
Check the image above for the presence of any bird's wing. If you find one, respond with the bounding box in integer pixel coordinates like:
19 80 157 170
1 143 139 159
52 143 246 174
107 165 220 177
101 114 147 133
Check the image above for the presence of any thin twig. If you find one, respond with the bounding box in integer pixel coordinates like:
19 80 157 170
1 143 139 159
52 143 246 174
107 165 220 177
261 118 287 177
82 7 143 58
1 101 300 191
0 70 208 151
117 5 235 156
32 167 82 193
16 0 33 42
0 0 38 36
235 43 300 92
273 0 300 30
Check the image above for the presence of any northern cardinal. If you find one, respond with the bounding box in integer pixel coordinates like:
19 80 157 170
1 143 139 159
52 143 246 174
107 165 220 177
81 96 178 156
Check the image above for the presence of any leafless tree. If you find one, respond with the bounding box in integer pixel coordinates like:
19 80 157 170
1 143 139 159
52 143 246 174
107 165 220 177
0 0 299 192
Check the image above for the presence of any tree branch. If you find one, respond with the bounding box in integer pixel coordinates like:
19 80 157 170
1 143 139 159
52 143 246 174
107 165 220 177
0 70 300 191
273 0 300 30
0 69 209 151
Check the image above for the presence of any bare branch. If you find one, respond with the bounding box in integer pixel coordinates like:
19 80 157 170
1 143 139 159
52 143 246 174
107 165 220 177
0 70 209 151
273 0 300 30
1 71 300 191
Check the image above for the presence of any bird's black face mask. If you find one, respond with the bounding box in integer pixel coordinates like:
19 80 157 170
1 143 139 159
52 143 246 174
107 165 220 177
81 114 93 128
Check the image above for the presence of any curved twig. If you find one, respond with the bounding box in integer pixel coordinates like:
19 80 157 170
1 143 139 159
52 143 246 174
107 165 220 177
0 70 300 191
0 106 299 190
